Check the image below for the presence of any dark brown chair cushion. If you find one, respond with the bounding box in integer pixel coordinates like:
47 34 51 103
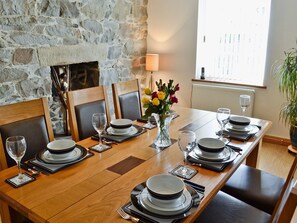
221 164 285 214
75 100 107 140
0 116 49 167
195 191 271 223
119 91 141 121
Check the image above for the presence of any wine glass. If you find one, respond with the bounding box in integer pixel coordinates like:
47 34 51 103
177 130 197 177
239 95 251 116
6 136 27 183
216 108 231 143
92 113 109 151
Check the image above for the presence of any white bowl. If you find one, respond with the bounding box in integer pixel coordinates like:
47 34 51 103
111 126 132 134
47 139 76 154
110 119 132 129
146 174 185 200
197 138 225 153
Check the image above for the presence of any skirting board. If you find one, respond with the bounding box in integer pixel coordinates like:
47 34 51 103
263 135 290 146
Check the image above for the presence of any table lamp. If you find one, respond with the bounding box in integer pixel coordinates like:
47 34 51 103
146 53 159 90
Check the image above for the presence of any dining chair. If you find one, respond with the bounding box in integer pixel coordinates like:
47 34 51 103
66 86 111 142
221 152 297 215
194 182 297 223
0 97 55 223
112 79 143 121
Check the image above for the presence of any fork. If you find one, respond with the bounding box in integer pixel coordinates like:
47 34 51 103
117 207 140 222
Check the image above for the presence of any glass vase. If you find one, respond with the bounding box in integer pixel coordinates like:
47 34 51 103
152 113 174 148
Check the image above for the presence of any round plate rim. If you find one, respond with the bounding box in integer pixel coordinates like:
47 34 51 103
191 148 238 164
225 123 258 133
36 145 87 164
195 147 231 162
140 188 191 214
107 126 138 136
130 182 200 219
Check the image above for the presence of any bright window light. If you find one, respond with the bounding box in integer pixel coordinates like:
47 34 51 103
196 0 271 86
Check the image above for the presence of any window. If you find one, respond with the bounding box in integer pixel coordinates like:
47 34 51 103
196 0 271 86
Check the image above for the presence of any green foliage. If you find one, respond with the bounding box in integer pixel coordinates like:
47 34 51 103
277 48 297 126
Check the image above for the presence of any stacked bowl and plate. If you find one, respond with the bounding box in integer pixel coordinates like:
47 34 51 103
195 138 234 162
130 174 201 220
108 119 135 136
224 116 260 140
37 139 86 164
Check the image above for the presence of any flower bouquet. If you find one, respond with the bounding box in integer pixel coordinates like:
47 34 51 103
142 79 180 147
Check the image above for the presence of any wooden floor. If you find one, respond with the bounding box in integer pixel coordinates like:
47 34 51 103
0 142 296 223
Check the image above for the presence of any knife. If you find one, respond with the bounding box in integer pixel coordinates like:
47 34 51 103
226 144 243 152
26 162 50 176
21 163 42 176
183 180 205 193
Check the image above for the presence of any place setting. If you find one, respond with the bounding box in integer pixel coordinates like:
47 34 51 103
91 118 146 144
187 137 240 172
28 138 93 174
120 174 204 223
222 115 260 141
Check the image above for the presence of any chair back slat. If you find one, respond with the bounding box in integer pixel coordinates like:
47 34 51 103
276 181 297 223
112 79 143 120
0 97 54 169
66 86 110 141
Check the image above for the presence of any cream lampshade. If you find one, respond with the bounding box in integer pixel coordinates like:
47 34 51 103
146 54 159 72
146 54 159 89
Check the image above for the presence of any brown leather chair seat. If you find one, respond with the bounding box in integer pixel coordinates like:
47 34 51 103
195 191 271 223
221 164 285 214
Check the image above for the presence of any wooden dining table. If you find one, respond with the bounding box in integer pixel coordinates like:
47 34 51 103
0 107 272 223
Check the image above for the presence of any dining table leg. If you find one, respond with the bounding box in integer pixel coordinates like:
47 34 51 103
246 140 261 168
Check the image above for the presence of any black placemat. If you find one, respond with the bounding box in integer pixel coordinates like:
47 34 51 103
28 146 94 174
91 125 146 143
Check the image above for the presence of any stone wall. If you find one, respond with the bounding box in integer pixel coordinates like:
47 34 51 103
0 0 148 134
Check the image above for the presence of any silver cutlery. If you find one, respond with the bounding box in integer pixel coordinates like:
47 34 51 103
26 162 50 176
102 139 118 145
117 207 139 222
20 163 40 176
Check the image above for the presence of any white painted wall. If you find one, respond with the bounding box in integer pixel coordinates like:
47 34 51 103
147 0 297 139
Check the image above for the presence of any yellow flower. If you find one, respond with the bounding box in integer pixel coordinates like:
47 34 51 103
152 98 160 106
144 88 151 95
157 91 165 100
142 97 150 105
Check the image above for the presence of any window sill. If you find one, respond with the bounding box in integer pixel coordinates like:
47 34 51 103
192 78 267 89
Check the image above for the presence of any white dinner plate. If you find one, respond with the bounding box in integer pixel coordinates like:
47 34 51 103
195 147 231 161
40 147 82 163
107 126 138 136
139 188 192 216
225 123 254 132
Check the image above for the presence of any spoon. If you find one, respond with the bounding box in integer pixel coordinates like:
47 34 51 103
102 139 118 145
27 168 40 176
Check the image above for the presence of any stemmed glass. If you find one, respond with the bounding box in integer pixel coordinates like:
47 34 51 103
92 113 110 151
239 95 251 116
6 136 27 183
177 130 197 177
216 108 231 143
